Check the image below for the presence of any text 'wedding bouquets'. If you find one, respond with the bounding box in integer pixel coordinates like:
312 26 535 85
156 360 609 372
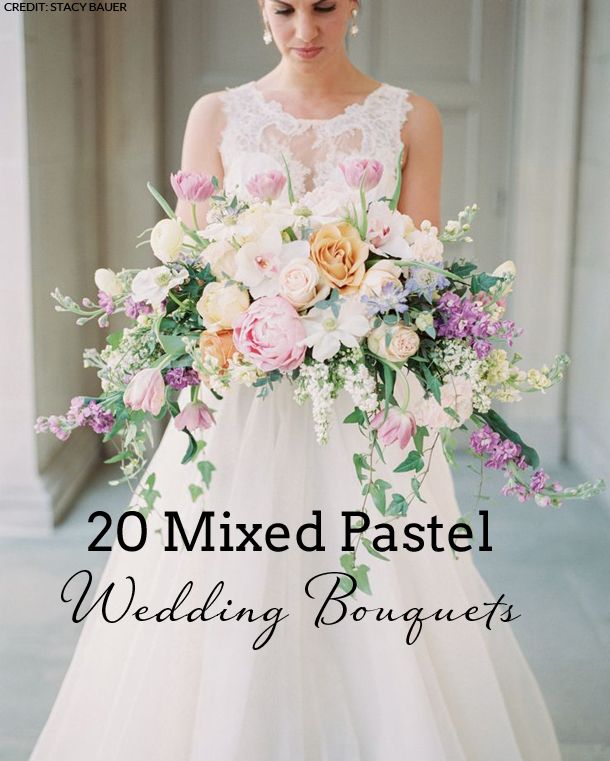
36 154 605 594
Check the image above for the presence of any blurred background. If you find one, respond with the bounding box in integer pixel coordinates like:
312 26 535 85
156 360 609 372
0 1 609 759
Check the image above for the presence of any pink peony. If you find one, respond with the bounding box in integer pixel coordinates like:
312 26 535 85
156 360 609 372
170 170 215 203
245 170 287 202
174 401 215 432
339 158 384 191
370 407 417 449
123 368 165 416
233 295 307 372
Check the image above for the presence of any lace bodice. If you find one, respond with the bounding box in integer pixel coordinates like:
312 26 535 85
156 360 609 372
218 80 413 202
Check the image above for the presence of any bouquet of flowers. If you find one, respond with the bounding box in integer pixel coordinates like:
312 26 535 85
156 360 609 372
36 155 605 594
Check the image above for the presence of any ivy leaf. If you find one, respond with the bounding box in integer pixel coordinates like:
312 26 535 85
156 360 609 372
449 260 478 278
362 536 390 561
394 450 424 473
387 492 408 516
353 564 372 595
413 425 428 455
189 484 204 503
422 364 441 403
197 460 216 488
411 476 426 503
370 478 392 514
344 408 365 425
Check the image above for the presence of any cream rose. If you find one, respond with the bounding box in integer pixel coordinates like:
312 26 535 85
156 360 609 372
278 258 329 310
367 323 420 363
360 260 403 298
201 240 237 279
309 221 369 295
150 218 184 263
196 281 249 332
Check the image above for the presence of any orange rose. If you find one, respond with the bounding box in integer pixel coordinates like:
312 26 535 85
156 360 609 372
199 329 238 373
309 222 369 295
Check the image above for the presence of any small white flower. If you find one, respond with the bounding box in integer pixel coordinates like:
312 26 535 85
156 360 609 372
131 266 188 306
299 298 370 361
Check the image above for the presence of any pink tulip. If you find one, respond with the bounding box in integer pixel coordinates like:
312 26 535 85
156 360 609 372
123 368 165 416
174 401 215 432
245 170 287 202
339 158 384 192
370 407 417 449
170 170 215 203
233 295 306 372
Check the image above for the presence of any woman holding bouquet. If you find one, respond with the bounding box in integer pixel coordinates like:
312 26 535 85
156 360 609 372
30 1 563 759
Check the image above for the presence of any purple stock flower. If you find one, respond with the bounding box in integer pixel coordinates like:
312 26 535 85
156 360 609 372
435 292 521 356
530 468 549 493
164 367 200 390
97 290 115 315
124 296 153 320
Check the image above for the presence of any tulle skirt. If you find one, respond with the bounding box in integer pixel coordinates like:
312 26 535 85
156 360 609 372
29 372 561 760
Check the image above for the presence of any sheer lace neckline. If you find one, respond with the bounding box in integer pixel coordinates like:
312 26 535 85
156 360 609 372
246 80 388 125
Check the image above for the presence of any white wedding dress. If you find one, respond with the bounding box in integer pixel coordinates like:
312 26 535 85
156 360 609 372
29 81 562 760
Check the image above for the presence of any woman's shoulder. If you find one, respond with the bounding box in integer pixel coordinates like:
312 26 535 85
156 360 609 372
396 89 443 149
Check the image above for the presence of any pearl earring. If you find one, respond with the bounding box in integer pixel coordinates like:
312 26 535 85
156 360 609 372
263 16 273 45
350 8 359 36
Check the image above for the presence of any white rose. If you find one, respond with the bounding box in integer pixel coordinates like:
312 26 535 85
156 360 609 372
151 218 184 263
202 240 237 279
278 258 329 310
94 268 122 297
360 260 403 298
196 281 250 332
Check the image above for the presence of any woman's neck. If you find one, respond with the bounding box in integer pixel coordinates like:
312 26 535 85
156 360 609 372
260 58 377 97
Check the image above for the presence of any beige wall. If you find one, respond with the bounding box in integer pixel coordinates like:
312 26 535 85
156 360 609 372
566 0 610 486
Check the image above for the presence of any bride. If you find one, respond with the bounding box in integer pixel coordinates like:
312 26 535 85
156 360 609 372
29 1 563 759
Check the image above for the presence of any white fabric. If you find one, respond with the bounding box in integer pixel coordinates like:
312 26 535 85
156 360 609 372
29 80 562 760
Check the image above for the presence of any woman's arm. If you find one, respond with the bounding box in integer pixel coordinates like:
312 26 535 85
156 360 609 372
175 92 226 229
397 93 443 229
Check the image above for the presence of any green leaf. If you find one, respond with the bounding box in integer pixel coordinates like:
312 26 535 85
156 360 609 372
340 551 356 574
159 334 186 357
470 273 501 294
106 330 123 349
180 429 199 465
189 483 204 503
422 364 441 403
370 478 391 514
449 260 478 278
413 425 428 455
353 452 371 483
147 182 177 220
197 460 216 488
344 408 365 425
383 362 395 410
103 450 130 464
411 476 426 503
387 492 408 516
362 536 390 561
353 563 372 595
389 147 404 211
478 409 540 469
394 450 424 473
